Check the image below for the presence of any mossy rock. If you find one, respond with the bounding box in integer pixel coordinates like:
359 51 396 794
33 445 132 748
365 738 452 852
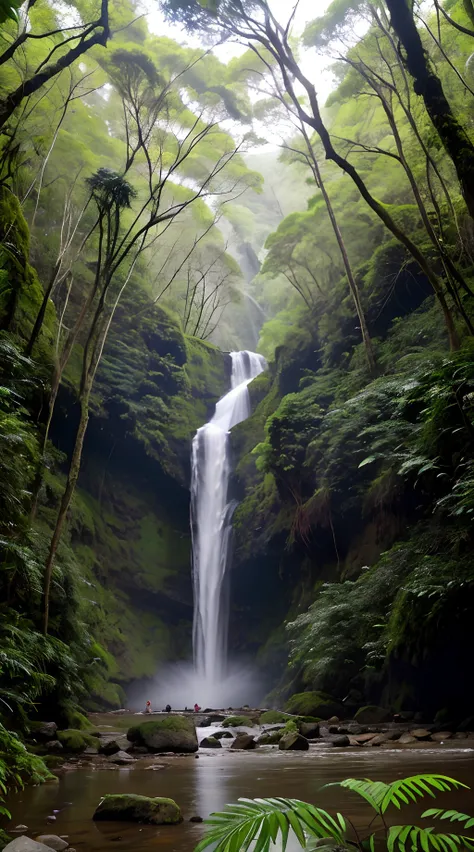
42 755 65 768
57 729 100 752
259 710 290 724
354 706 392 725
285 692 342 720
221 716 255 728
127 716 198 753
93 794 182 824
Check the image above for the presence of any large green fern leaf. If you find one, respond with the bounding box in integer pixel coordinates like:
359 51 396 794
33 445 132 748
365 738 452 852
194 797 347 852
380 776 468 813
422 810 474 829
388 825 474 852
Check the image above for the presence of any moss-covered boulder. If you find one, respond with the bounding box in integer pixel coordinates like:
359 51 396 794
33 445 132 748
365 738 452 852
200 736 221 749
259 711 290 724
127 716 198 753
355 706 392 725
279 732 309 751
285 692 342 720
93 794 182 824
222 715 255 728
57 729 100 753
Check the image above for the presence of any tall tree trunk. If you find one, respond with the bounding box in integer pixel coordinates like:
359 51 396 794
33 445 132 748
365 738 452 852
42 384 91 634
384 0 474 220
306 138 377 374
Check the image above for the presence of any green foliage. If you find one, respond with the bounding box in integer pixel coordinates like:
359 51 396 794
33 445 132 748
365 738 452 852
259 710 290 724
56 729 100 752
221 715 255 728
284 692 340 718
195 775 474 852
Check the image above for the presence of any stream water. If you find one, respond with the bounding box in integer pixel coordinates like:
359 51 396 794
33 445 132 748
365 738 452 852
190 350 265 705
6 746 474 852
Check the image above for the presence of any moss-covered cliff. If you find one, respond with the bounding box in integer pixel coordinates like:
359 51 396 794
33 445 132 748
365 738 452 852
0 189 229 709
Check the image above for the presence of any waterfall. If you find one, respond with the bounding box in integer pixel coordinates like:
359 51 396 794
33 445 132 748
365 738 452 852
190 351 266 702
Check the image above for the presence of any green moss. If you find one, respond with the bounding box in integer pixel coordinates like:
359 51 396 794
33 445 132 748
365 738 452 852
285 692 341 719
57 729 100 752
221 715 255 728
41 755 65 768
128 716 192 740
93 793 182 824
282 720 298 735
259 710 291 724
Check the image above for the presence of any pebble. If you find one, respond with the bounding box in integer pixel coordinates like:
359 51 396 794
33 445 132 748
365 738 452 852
46 816 56 823
190 816 203 823
12 825 28 832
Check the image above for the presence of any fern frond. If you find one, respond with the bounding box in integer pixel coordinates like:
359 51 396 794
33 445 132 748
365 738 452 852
381 776 468 813
324 779 390 812
387 825 474 852
422 810 474 829
195 797 347 852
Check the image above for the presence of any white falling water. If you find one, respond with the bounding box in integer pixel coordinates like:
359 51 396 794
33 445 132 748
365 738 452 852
191 351 266 703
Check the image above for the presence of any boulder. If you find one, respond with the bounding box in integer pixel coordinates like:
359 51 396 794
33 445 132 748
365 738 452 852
299 723 320 740
93 794 182 824
45 741 63 753
213 731 233 740
200 737 221 749
354 706 392 725
431 732 452 742
99 735 130 755
57 730 100 753
107 751 134 764
200 715 226 726
257 730 282 745
410 729 432 741
127 717 198 753
279 733 309 751
3 840 53 852
35 837 68 851
354 733 379 744
285 692 342 720
327 717 339 725
230 734 256 750
332 735 350 747
30 722 58 742
398 734 417 745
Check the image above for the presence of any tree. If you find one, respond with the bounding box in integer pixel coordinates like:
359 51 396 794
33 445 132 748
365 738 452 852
41 51 254 632
384 0 474 220
0 0 109 130
162 0 463 351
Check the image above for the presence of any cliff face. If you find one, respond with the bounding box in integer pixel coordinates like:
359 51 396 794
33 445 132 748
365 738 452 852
0 189 229 708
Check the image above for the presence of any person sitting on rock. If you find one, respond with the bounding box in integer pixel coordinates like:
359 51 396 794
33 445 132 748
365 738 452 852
165 704 171 713
145 700 152 714
194 703 201 712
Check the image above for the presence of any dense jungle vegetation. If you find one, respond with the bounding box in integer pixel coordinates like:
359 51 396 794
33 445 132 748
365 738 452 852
1 0 474 804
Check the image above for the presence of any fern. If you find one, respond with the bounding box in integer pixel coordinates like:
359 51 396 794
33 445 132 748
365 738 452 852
387 825 474 852
195 776 474 852
194 797 347 852
422 810 474 829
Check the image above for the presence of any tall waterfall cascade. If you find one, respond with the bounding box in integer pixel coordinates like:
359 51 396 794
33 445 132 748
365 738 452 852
190 351 266 703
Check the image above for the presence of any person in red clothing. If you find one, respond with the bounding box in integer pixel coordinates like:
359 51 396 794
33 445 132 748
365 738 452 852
193 703 201 712
145 700 152 714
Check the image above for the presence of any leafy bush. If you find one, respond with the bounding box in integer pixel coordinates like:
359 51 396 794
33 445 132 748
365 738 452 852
222 716 255 728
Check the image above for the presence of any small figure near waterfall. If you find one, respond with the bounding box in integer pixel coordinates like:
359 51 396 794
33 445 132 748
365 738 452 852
144 700 152 714
165 704 171 713
194 703 201 712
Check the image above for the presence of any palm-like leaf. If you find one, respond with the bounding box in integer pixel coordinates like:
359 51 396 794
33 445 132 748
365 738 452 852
388 825 474 852
194 798 347 852
326 776 468 814
422 810 474 829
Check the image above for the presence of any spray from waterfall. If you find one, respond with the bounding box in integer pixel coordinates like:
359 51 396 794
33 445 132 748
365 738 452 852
190 351 266 704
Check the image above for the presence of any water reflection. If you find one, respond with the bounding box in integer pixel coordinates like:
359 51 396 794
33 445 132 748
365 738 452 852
5 748 474 852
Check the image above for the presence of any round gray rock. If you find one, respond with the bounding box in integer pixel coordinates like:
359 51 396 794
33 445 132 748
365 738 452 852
35 837 69 851
3 838 55 852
